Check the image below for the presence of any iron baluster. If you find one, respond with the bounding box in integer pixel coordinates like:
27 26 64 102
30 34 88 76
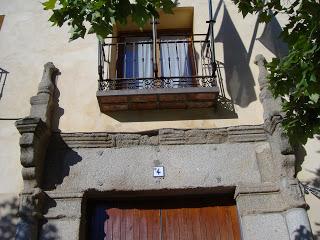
152 17 158 79
207 0 217 77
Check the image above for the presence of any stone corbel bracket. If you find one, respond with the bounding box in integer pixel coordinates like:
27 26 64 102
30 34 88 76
15 62 59 240
16 117 51 191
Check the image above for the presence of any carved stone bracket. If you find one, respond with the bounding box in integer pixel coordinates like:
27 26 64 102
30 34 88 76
15 62 59 240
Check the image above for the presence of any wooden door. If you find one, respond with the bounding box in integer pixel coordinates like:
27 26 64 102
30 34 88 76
88 196 241 240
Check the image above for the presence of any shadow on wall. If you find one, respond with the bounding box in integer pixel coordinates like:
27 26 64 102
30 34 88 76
215 5 257 108
307 168 320 190
295 144 307 175
40 197 61 240
0 197 18 239
40 223 60 240
0 197 59 239
42 135 82 190
257 14 289 59
0 68 9 100
294 225 315 240
213 3 288 108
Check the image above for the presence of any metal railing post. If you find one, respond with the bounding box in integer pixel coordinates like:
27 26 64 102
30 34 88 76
98 40 104 81
151 17 158 78
207 0 217 77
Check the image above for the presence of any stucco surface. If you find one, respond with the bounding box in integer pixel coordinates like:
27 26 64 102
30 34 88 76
0 121 23 194
297 137 320 237
0 0 278 135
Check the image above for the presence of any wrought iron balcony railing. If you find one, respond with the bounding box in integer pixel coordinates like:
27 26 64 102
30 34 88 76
98 34 217 91
97 18 221 112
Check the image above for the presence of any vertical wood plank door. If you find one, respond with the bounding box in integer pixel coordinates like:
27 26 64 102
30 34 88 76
88 196 241 240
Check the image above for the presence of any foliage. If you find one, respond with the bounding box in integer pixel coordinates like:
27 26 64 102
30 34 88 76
42 0 175 41
233 0 320 144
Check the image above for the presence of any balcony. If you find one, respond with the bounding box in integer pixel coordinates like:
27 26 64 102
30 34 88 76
97 31 219 112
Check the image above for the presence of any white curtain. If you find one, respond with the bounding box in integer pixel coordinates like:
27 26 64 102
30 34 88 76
160 36 192 88
124 37 153 89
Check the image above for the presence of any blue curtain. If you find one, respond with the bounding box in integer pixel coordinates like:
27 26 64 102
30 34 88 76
123 37 153 89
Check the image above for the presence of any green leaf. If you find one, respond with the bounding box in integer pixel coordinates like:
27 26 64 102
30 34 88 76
238 1 253 17
310 94 320 103
42 0 57 10
43 0 175 41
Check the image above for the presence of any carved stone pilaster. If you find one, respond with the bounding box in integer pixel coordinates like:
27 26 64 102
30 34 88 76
15 62 59 240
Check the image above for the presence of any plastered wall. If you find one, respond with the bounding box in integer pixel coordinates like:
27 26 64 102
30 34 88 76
0 0 276 135
297 137 320 237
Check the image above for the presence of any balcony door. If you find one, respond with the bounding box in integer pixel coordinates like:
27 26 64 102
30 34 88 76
122 36 153 89
119 33 193 89
88 196 241 240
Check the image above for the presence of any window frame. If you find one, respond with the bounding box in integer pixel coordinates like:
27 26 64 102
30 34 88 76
116 29 196 81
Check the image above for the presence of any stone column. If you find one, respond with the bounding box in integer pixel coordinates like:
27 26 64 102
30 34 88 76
15 63 59 240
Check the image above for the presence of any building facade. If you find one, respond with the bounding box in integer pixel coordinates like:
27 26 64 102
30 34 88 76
0 0 319 239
